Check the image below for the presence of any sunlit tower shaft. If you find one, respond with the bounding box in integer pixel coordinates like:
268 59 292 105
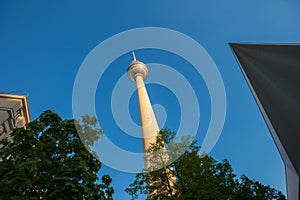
127 51 177 197
127 51 160 169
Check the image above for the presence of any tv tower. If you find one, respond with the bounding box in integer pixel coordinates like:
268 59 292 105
127 51 162 169
127 52 177 198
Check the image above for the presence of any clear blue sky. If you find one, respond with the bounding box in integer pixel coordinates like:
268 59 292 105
1 1 300 199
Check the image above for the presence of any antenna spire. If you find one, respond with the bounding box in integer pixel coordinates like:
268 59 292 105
132 51 137 62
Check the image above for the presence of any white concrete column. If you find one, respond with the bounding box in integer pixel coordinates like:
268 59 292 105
135 75 160 161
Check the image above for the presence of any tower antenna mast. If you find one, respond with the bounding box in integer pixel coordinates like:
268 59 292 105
132 51 137 62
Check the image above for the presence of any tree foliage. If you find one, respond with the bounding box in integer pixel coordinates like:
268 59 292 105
126 129 285 200
0 110 114 199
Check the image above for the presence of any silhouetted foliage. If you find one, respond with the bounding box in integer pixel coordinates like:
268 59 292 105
0 110 114 199
126 129 285 200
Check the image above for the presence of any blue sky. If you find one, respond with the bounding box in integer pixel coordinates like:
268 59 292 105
1 1 300 199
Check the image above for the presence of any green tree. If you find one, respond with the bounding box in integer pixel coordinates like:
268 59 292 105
126 129 285 200
0 110 114 199
235 175 286 200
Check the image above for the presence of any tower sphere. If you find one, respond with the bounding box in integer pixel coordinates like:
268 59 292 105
127 60 148 82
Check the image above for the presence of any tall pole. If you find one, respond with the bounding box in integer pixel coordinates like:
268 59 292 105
127 51 160 169
127 52 176 197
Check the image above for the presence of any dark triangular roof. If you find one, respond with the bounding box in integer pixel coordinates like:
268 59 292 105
230 43 300 199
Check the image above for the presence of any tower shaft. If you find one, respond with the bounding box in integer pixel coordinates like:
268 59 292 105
135 75 160 168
